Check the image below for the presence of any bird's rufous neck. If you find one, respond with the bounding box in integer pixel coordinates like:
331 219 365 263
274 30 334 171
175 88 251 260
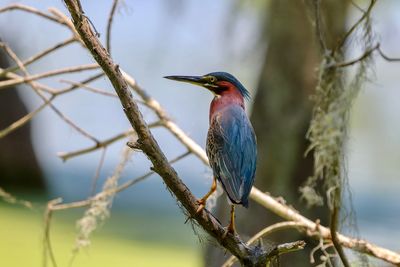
209 86 244 122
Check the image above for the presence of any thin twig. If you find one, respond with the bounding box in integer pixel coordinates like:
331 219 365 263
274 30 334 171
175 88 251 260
116 151 191 193
312 0 327 52
330 187 350 267
0 67 56 94
0 187 32 208
0 97 53 139
310 233 335 266
0 4 67 26
329 44 379 68
55 72 105 95
43 198 62 267
51 151 191 212
0 63 99 89
106 0 119 54
49 104 100 144
1 37 76 74
59 79 118 97
378 46 400 62
222 222 308 267
336 0 377 50
48 8 80 40
90 148 107 196
58 121 162 161
0 42 99 143
250 188 400 265
57 129 134 161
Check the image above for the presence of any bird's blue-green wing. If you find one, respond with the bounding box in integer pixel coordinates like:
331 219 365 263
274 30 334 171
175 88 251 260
206 106 257 207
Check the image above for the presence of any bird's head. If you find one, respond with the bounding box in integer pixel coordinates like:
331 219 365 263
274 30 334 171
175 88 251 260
164 72 250 100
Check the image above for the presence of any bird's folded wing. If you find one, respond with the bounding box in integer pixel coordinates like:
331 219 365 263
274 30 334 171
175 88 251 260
207 106 257 206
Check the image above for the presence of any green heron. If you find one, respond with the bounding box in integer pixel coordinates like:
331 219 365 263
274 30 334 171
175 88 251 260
165 72 257 235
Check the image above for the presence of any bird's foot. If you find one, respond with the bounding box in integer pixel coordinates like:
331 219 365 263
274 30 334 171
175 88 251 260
222 223 236 239
222 205 236 238
195 178 217 214
195 198 206 213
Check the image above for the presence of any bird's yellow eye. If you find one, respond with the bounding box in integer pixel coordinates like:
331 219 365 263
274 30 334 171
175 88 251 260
209 76 217 83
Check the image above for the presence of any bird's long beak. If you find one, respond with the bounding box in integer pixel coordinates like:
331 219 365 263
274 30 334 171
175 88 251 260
164 75 205 86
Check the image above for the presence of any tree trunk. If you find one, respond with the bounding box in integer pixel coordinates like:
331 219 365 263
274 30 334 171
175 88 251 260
204 1 349 266
0 50 46 192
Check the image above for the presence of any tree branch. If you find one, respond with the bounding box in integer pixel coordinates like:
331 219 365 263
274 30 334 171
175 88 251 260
62 1 268 265
106 0 119 54
2 37 76 74
336 0 377 50
0 4 67 26
223 222 308 267
0 63 99 89
250 188 400 265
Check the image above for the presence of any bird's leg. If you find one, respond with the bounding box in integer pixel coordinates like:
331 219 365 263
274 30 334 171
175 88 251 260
225 205 236 235
196 177 217 213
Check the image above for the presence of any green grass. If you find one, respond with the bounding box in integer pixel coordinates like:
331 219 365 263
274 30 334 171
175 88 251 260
0 203 201 267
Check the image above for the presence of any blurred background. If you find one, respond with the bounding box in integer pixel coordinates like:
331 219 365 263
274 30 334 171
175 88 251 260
0 0 399 266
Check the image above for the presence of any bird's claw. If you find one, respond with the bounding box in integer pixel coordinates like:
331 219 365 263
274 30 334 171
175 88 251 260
196 199 206 213
222 225 236 239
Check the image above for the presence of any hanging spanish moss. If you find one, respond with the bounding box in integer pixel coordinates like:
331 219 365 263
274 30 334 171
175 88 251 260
302 0 375 210
302 1 376 265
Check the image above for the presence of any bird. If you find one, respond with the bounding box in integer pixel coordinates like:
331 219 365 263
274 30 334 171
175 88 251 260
164 72 257 235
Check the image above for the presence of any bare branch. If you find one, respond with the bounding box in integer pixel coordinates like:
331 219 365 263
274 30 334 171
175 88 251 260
0 41 99 143
270 241 306 256
0 187 32 208
106 0 119 54
2 37 76 74
55 72 105 95
329 43 379 68
59 79 118 97
0 4 67 26
250 188 400 265
336 0 377 50
90 148 107 196
58 120 162 161
51 151 191 212
57 129 135 161
312 0 327 52
330 187 350 267
0 63 99 89
378 46 400 62
0 67 56 94
116 151 191 193
0 97 53 139
51 104 100 143
223 222 308 267
43 198 62 267
62 1 268 265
